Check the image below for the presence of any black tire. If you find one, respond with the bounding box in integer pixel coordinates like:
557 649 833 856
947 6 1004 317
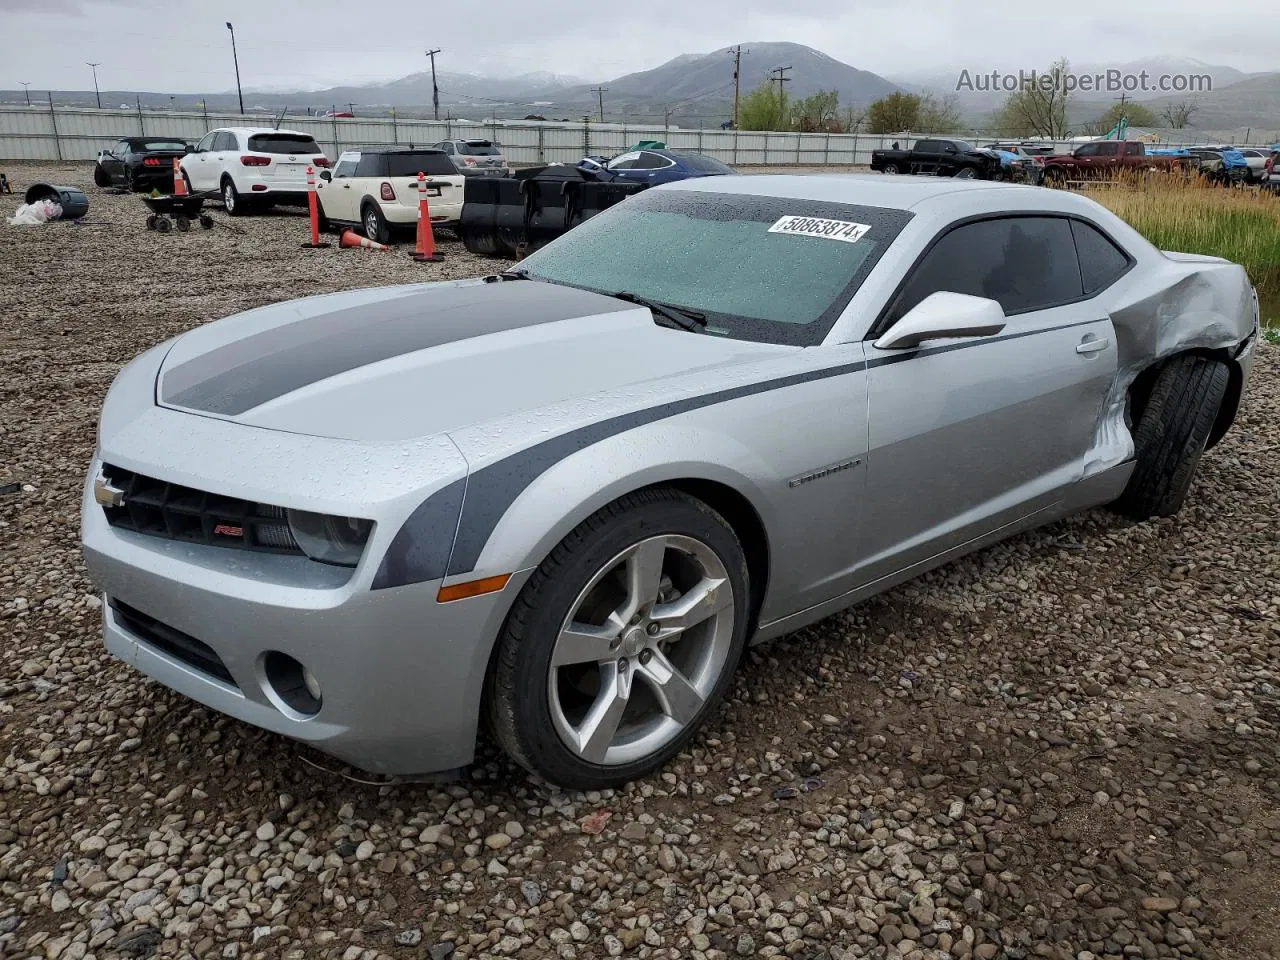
93 163 110 188
1114 354 1230 520
362 203 390 245
199 213 214 230
155 217 172 233
124 167 137 193
881 162 899 174
175 215 190 232
221 177 247 216
486 487 751 789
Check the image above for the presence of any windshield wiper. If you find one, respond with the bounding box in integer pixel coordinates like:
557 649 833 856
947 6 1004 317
610 291 707 332
484 268 532 283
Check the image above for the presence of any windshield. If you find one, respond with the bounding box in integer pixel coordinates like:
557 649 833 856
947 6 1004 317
516 189 913 346
247 134 322 154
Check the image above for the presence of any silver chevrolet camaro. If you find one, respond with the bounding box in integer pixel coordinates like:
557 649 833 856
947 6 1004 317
81 174 1259 789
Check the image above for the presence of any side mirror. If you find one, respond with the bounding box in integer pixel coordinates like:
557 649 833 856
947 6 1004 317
874 291 1006 350
184 144 194 154
319 169 332 182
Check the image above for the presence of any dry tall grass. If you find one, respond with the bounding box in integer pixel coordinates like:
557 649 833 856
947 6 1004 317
1081 172 1280 323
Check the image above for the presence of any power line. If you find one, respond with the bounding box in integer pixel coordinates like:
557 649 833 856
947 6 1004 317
591 86 607 122
424 48 441 120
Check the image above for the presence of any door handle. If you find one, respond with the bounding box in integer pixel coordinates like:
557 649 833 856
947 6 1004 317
1076 336 1110 355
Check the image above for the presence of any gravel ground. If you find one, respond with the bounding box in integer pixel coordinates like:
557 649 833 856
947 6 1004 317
2 161 1279 960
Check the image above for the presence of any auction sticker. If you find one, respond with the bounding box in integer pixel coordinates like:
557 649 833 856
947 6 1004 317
768 216 871 243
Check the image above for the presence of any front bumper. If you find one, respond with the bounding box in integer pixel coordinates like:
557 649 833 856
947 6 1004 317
80 392 522 776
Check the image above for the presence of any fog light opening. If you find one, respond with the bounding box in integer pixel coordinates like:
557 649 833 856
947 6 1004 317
263 651 322 717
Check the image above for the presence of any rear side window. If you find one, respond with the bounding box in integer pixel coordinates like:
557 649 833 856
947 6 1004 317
1071 219 1132 295
248 134 322 154
1124 142 1142 156
384 152 456 177
214 131 238 151
634 152 673 169
889 216 1084 321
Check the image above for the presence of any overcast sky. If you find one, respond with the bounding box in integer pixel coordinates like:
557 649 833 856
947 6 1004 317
3 0 1276 93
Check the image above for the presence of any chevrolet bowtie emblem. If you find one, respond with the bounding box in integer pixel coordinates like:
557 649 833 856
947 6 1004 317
93 475 126 508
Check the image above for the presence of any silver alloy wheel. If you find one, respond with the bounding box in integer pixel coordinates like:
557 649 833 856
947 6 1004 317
548 534 735 766
955 166 976 179
883 163 899 174
365 208 379 240
223 181 236 212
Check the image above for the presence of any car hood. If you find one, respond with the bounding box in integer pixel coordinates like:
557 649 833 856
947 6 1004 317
155 278 793 442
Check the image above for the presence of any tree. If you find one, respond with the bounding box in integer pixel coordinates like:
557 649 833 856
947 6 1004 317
917 90 963 133
1081 102 1158 136
791 90 840 132
866 92 922 134
839 106 866 133
1161 100 1198 129
992 57 1071 139
738 79 790 131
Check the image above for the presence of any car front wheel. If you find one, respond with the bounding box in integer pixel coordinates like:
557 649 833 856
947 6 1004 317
486 488 750 789
222 177 247 216
1114 353 1230 520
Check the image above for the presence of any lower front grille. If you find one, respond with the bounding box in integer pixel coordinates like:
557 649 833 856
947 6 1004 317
109 598 238 688
99 463 304 557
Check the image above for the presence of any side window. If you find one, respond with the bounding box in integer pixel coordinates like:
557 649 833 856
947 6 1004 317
116 140 132 155
1071 219 1132 295
1074 144 1097 157
333 155 359 178
443 143 455 155
195 132 217 152
914 140 938 153
1124 142 1142 156
354 154 378 177
1096 142 1120 157
634 152 672 169
609 151 642 170
888 217 1084 323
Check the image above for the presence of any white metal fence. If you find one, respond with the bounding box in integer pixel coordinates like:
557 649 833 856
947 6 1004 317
0 104 1263 167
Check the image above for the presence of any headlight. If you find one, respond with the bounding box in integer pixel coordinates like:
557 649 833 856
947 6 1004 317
286 510 373 566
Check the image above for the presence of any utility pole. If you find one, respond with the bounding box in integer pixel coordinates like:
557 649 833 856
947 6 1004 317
729 45 745 129
226 23 244 115
425 49 441 120
592 86 607 123
19 82 31 106
770 65 792 99
86 62 102 108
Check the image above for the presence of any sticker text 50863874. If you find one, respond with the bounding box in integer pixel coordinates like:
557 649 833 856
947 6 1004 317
768 216 872 244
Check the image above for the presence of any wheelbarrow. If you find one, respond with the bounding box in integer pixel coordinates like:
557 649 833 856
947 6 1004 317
141 192 215 233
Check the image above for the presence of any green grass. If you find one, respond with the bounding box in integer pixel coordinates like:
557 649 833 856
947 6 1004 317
1085 175 1280 334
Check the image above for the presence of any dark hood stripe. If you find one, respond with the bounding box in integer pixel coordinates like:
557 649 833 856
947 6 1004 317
161 281 632 416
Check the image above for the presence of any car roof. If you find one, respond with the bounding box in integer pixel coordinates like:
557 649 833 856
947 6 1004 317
211 127 315 136
656 173 1037 211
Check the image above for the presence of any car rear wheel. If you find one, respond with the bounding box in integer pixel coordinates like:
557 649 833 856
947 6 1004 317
363 204 390 245
881 162 899 174
486 488 750 789
222 177 247 216
1114 353 1230 520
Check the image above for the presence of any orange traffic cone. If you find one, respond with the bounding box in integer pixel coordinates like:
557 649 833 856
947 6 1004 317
340 228 389 251
173 157 187 197
411 171 444 262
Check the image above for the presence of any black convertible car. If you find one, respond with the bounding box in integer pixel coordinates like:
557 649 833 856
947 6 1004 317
93 137 192 192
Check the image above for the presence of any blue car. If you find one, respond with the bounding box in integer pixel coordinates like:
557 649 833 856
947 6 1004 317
591 149 737 185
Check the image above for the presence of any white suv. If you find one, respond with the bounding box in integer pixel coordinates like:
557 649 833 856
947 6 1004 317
315 147 464 244
180 127 330 215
